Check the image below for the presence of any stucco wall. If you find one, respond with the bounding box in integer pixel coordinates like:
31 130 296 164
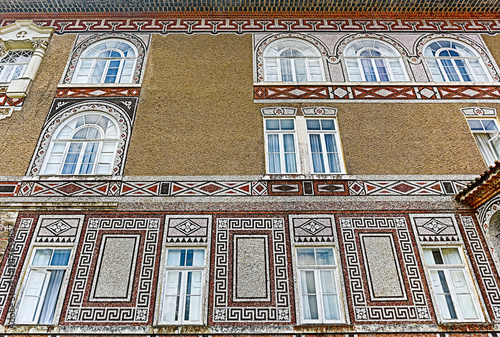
0 34 75 176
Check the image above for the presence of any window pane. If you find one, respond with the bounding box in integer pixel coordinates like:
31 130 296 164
167 250 183 266
266 119 280 131
483 120 499 131
467 120 484 131
50 250 71 266
32 249 52 266
297 248 315 265
316 248 335 265
306 119 321 130
281 119 295 130
441 248 461 264
320 119 335 131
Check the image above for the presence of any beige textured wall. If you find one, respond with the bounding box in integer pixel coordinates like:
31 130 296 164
125 34 265 176
483 34 500 69
0 34 75 176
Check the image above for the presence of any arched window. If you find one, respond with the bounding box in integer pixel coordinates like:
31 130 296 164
264 39 325 82
344 39 408 82
42 113 119 175
72 39 137 84
0 50 32 83
424 40 490 82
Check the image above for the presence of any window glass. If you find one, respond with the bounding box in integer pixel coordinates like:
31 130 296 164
0 50 32 83
467 118 500 166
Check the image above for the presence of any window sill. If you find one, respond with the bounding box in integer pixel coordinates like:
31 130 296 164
57 83 142 88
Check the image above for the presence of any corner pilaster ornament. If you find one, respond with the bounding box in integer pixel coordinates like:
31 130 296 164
31 38 49 50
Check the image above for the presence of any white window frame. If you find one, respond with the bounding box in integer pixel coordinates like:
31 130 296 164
305 118 345 174
344 39 409 82
263 38 326 83
158 248 207 325
264 118 300 174
15 247 73 325
0 50 32 83
466 118 500 166
422 246 484 322
40 112 120 176
295 246 345 324
72 38 138 84
424 40 492 83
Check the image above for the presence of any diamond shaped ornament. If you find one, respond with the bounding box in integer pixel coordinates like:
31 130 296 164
46 219 72 236
422 219 447 234
299 220 326 235
175 220 201 235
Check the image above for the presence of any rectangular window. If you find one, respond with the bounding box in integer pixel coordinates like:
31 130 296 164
265 119 298 174
16 248 72 324
306 119 343 173
296 247 343 323
423 247 483 321
159 248 206 324
467 118 500 166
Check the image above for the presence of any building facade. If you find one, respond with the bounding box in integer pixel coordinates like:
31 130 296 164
0 1 500 335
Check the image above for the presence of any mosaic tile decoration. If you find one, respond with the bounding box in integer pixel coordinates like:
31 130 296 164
409 214 461 243
3 19 500 34
27 99 136 177
254 85 500 101
5 179 467 197
0 94 24 107
478 194 500 232
34 216 82 243
460 215 500 321
2 0 500 13
461 106 497 117
55 87 141 98
211 218 291 323
164 215 211 244
289 214 335 243
339 216 432 322
63 217 160 324
0 218 33 324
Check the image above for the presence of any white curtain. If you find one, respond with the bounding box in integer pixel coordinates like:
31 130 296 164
38 270 64 324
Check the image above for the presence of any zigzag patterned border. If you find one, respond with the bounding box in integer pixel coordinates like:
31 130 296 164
3 19 500 34
0 179 467 197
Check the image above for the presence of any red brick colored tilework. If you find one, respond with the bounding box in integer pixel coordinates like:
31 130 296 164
338 216 433 322
211 218 292 323
55 87 141 98
3 19 500 34
0 94 24 107
62 217 161 324
254 85 500 101
5 179 466 197
459 215 500 320
0 217 34 324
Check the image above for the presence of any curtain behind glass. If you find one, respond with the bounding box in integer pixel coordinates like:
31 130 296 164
38 270 64 324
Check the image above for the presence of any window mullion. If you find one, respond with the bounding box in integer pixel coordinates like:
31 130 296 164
437 59 450 82
291 59 296 82
179 270 187 324
74 142 86 175
315 269 324 322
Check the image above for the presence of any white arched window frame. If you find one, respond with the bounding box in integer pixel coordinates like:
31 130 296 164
424 40 491 83
72 39 138 84
0 50 32 83
41 112 120 175
263 39 326 82
344 39 409 82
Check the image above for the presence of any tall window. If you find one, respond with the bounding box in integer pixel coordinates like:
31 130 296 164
423 247 482 321
265 118 299 174
159 248 206 324
344 39 408 82
424 40 490 82
72 39 137 84
296 247 343 323
42 113 119 175
0 50 32 83
306 119 343 173
467 118 500 166
16 248 72 324
264 39 325 82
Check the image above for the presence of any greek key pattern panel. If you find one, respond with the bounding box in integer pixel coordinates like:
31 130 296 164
289 214 335 243
0 218 33 323
339 217 432 322
7 19 500 34
460 215 500 321
212 218 291 323
5 179 468 197
63 217 160 324
254 85 500 101
165 215 211 244
409 214 462 243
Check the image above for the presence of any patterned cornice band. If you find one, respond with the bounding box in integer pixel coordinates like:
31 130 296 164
260 107 297 116
415 33 500 81
3 19 500 34
254 84 500 101
27 100 134 176
62 33 147 84
0 179 468 197
301 107 337 116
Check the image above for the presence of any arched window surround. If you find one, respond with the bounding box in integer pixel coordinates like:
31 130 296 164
62 33 148 85
342 38 409 82
255 34 331 83
415 34 499 83
28 101 132 176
